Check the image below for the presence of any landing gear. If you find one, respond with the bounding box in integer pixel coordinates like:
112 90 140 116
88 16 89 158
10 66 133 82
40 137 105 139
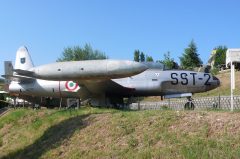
184 97 195 110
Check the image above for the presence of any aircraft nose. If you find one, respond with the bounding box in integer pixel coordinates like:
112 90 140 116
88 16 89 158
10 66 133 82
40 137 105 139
205 75 220 91
212 75 221 88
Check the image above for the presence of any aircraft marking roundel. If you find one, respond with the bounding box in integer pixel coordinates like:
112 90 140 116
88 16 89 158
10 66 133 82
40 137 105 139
65 81 79 91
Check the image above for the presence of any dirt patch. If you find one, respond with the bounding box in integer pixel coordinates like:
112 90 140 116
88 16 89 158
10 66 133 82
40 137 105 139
170 111 240 137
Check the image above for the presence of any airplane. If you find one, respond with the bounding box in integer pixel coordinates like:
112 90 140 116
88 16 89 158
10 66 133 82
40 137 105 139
2 46 220 109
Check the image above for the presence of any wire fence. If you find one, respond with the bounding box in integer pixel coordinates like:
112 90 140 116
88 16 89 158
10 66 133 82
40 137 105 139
129 95 240 110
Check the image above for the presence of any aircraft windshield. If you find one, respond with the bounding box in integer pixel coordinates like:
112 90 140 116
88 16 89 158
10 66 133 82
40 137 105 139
142 62 165 70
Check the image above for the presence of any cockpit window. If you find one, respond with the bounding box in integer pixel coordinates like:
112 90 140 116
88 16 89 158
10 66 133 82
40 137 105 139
143 62 164 70
20 57 26 64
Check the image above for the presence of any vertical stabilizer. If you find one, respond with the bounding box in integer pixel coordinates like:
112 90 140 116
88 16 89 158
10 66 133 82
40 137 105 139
15 46 34 70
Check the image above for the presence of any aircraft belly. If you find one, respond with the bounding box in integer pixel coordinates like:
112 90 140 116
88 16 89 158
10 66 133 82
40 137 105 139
161 81 207 93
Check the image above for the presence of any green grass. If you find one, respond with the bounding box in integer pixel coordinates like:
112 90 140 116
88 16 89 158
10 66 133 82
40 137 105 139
1 108 240 159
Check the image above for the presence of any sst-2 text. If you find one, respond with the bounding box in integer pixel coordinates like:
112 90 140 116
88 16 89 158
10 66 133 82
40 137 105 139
170 73 211 85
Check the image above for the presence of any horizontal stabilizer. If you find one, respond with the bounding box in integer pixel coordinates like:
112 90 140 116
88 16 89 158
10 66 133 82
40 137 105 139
164 93 192 99
13 69 34 76
2 74 35 83
0 91 8 94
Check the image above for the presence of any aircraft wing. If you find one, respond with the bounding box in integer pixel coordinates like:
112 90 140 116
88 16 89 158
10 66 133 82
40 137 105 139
77 79 135 97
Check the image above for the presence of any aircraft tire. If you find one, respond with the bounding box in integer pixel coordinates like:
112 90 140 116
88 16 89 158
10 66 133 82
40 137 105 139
184 102 195 110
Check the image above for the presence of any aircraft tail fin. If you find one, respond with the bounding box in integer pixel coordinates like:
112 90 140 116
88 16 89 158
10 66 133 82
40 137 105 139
15 46 34 70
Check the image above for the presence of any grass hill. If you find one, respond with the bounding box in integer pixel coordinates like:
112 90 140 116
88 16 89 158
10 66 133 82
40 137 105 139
1 107 240 159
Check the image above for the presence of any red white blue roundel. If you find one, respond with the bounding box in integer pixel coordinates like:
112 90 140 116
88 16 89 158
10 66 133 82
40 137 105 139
65 81 79 91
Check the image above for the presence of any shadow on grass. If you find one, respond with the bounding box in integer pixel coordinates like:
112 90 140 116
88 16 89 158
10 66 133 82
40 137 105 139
2 114 90 159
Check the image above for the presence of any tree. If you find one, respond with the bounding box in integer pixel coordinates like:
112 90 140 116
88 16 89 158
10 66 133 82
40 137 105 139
57 44 107 62
146 55 154 62
140 52 145 62
179 40 202 69
133 50 153 62
158 52 178 69
214 46 227 67
134 50 140 62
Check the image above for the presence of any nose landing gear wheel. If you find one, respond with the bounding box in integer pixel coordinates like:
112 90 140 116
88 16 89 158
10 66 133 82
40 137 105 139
184 97 195 110
184 102 195 110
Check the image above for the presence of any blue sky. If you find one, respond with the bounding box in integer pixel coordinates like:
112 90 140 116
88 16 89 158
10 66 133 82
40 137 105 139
0 0 240 75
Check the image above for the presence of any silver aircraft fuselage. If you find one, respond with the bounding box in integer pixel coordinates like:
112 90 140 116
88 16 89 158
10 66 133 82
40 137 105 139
9 80 80 98
9 68 220 100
